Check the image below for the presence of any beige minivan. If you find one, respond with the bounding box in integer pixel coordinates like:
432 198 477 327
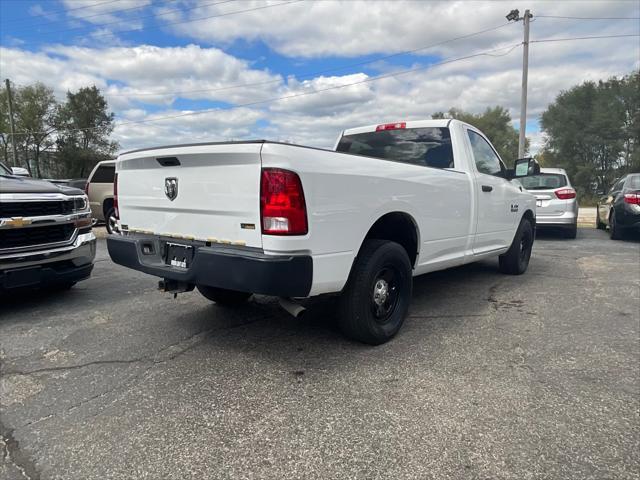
86 160 117 234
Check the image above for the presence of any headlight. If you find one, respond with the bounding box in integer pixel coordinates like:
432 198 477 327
73 195 88 212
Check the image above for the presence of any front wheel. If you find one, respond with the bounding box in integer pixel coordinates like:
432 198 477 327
197 285 252 306
499 218 534 275
337 240 413 345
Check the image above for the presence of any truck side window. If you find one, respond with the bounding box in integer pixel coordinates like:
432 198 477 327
92 166 115 183
467 130 503 176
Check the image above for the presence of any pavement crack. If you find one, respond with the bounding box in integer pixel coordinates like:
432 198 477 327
20 414 54 430
1 358 149 377
2 314 273 378
0 418 41 480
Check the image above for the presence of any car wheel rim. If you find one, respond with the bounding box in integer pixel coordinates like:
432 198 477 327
371 266 400 323
108 214 117 234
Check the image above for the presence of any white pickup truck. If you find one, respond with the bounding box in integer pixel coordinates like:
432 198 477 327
107 119 537 344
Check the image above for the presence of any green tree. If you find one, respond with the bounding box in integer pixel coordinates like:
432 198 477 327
13 83 58 177
540 71 638 197
0 87 11 165
432 106 526 162
56 86 118 177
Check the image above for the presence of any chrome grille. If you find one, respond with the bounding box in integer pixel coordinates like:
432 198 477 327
0 224 75 250
0 200 74 218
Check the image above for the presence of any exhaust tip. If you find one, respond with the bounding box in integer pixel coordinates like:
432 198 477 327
279 297 306 318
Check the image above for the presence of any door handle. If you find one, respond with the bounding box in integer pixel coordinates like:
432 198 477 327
482 185 493 192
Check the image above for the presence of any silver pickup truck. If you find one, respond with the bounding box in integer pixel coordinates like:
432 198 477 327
0 161 96 292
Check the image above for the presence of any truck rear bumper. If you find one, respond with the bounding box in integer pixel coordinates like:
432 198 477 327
107 235 313 297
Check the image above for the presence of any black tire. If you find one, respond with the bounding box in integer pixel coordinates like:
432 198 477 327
563 223 577 239
499 218 534 275
197 285 252 306
337 239 412 345
105 206 117 235
609 209 623 240
595 206 606 230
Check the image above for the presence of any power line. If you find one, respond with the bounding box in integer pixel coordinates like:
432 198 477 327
5 0 181 31
9 0 236 37
6 0 303 47
536 15 640 20
531 33 640 43
104 21 514 98
4 43 523 137
3 0 123 24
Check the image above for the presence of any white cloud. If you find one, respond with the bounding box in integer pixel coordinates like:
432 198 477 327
1 0 637 154
527 130 547 155
61 0 151 25
0 44 283 109
28 4 59 21
165 0 639 58
115 107 265 149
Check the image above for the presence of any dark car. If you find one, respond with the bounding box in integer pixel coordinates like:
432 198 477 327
596 173 640 239
0 161 96 292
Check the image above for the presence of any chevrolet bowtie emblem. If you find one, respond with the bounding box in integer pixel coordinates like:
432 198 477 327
5 217 32 228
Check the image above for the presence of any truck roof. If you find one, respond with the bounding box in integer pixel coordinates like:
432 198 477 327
342 119 457 136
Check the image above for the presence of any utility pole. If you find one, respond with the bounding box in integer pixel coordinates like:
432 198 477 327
519 10 532 159
506 9 533 159
4 79 19 166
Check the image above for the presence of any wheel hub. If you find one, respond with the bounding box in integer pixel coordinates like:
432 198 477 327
373 279 389 306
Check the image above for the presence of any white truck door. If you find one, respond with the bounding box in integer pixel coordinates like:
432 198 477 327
465 128 517 254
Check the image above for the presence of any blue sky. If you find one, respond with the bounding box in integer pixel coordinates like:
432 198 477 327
1 0 638 151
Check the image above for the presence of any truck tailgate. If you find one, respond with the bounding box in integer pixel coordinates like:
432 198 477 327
117 142 264 248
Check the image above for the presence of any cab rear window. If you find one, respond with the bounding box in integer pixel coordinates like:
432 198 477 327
520 173 567 190
336 127 454 169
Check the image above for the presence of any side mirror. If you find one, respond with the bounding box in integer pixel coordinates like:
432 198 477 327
511 157 540 178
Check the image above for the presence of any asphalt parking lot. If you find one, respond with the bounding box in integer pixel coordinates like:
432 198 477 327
1 228 639 480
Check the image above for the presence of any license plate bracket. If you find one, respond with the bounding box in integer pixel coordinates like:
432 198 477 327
164 242 194 269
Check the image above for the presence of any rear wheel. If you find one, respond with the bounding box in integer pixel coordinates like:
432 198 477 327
609 209 623 240
337 239 412 345
197 285 252 306
499 218 534 275
105 206 117 234
595 206 606 230
563 222 577 239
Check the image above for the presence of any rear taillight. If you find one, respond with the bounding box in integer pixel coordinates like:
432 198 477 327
624 193 640 205
113 173 119 219
376 122 406 132
260 168 307 235
555 188 576 200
